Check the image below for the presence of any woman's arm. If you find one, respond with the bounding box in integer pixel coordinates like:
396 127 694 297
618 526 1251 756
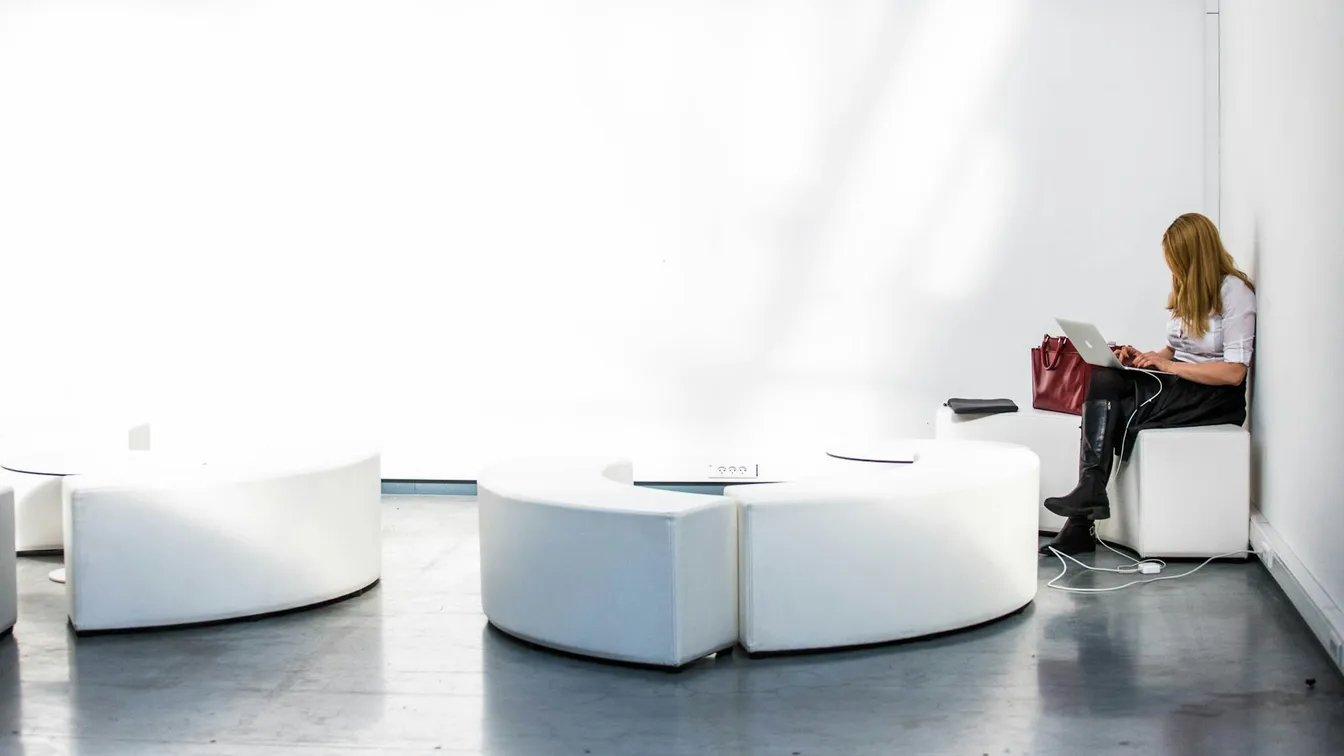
1163 360 1247 386
1134 352 1247 386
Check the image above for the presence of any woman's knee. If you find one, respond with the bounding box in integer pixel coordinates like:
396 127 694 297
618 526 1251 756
1086 367 1128 401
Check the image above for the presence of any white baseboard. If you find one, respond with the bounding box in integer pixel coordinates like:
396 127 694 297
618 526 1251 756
1249 510 1344 675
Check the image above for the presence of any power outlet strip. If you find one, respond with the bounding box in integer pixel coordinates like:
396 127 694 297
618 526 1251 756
707 464 758 480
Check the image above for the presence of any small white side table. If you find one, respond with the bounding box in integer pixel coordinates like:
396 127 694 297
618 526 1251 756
1 450 118 585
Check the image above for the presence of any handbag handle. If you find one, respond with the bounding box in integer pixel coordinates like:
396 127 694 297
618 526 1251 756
1039 335 1067 370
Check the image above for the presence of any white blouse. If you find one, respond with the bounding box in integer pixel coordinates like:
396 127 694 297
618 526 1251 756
1166 275 1257 365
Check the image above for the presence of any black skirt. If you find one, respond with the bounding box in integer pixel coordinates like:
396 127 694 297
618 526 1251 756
1114 370 1247 460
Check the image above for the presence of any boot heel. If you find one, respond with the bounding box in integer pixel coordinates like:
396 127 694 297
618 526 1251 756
1040 517 1096 556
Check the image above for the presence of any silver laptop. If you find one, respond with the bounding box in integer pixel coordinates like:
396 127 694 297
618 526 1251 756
1055 318 1174 375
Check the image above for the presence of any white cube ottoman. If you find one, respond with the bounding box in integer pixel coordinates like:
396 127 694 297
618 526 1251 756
1096 425 1250 559
478 458 738 668
1 486 15 636
934 405 1079 532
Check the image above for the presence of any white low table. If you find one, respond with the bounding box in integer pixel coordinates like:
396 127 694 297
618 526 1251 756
2 451 220 584
0 450 112 583
0 415 150 553
825 443 918 464
1 455 75 556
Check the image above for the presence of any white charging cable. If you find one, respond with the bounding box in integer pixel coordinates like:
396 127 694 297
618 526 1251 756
1118 369 1166 459
1096 532 1166 574
1047 539 1255 593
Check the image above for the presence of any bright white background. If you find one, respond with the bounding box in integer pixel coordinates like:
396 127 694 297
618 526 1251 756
0 0 1212 480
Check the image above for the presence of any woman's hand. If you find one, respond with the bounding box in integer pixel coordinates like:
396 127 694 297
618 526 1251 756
1114 345 1140 366
1133 351 1173 371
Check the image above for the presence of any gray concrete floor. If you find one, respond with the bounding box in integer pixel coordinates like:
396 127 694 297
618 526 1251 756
2 495 1342 756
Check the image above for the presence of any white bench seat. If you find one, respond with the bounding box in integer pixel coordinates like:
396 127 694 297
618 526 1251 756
477 458 738 668
726 440 1039 654
935 405 1080 532
64 448 382 632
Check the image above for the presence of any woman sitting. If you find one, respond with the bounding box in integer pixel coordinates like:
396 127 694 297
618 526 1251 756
1041 212 1257 556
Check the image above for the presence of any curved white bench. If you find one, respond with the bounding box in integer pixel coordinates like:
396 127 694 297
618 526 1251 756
934 405 1079 533
1 486 15 637
478 458 738 668
63 449 381 633
727 440 1039 654
3 469 64 554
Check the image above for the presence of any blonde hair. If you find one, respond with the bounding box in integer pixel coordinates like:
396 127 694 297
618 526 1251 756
1162 212 1254 340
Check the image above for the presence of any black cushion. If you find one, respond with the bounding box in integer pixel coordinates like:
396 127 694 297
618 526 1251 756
945 398 1018 416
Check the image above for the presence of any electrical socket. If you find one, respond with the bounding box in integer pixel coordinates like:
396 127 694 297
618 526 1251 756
1330 633 1343 667
707 463 758 480
1261 545 1275 570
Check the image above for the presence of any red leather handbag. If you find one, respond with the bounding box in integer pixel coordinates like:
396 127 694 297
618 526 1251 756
1031 335 1092 415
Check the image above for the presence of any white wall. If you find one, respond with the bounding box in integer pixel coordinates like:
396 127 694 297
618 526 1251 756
0 1 1211 480
1221 0 1344 623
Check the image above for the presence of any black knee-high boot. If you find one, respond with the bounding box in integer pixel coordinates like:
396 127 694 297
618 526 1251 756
1039 516 1096 555
1044 399 1117 521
